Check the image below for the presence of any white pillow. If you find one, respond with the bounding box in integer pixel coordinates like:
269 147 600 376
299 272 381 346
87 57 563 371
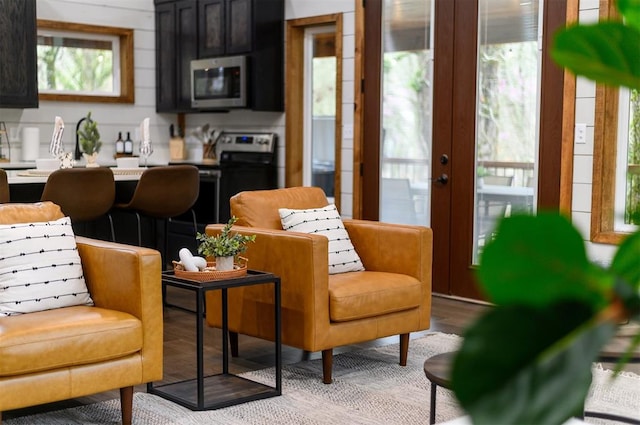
279 204 365 274
0 217 93 317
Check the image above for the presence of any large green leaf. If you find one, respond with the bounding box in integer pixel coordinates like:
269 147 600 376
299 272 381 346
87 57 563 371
610 231 640 290
551 21 640 91
477 213 611 309
610 231 640 320
452 301 617 425
618 0 640 32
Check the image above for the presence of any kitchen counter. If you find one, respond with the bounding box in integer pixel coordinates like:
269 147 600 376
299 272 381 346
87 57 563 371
6 167 146 184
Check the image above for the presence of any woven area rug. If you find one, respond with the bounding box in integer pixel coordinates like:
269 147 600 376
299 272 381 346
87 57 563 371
5 332 640 424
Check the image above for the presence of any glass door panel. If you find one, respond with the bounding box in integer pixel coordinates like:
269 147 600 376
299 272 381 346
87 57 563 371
379 0 433 226
472 0 542 263
303 27 337 203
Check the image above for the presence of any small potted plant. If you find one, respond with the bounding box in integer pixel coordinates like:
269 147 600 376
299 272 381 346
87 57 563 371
196 216 256 271
77 111 102 167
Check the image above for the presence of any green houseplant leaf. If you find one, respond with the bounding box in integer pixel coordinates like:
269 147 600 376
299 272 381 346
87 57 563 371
196 216 255 258
477 213 612 309
619 0 640 32
452 301 617 425
551 21 640 91
454 214 638 424
610 231 640 291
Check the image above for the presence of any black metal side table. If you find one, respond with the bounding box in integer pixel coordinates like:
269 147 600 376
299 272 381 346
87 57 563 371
148 269 281 410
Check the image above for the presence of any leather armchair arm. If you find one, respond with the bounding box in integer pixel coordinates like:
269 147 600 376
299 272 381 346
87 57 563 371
343 219 433 282
205 225 331 335
75 236 163 381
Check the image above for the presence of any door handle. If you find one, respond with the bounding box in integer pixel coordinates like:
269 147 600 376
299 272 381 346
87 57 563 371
435 174 449 185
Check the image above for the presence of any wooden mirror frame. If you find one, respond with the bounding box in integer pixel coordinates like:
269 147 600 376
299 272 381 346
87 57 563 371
37 20 134 104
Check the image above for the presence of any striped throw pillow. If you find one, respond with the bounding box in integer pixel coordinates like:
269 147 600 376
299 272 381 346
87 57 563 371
0 217 93 317
279 204 364 274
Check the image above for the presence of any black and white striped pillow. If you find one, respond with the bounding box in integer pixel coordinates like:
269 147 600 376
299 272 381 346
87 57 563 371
0 217 93 317
279 204 365 274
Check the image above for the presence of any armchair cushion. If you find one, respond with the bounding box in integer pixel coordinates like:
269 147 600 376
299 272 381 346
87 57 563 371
0 306 142 376
329 271 422 322
0 216 93 317
279 204 364 274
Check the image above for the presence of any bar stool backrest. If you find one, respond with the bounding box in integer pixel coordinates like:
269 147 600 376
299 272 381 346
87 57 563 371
121 165 199 218
41 167 115 222
0 169 9 203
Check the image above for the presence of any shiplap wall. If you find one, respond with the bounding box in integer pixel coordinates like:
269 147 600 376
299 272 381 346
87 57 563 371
572 0 618 264
1 0 356 215
1 0 162 163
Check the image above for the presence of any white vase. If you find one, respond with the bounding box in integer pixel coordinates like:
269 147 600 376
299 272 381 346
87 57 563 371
216 256 234 271
83 152 99 168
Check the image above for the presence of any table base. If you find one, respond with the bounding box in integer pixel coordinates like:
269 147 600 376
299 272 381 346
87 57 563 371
149 373 280 411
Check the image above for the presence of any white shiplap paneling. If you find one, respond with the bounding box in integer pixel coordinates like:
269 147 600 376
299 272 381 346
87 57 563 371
3 0 159 163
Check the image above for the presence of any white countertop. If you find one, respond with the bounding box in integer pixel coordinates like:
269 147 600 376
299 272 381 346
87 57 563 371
6 167 148 184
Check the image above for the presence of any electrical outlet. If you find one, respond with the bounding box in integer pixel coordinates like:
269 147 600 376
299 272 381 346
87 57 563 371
575 123 587 145
343 124 354 139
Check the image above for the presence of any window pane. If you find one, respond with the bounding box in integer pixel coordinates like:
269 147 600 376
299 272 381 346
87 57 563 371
379 0 433 226
312 55 337 199
473 0 541 263
37 31 117 95
614 88 640 231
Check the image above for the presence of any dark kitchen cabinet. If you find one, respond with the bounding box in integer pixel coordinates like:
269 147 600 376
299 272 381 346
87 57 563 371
247 0 284 111
226 0 252 54
0 0 38 108
198 0 225 57
155 0 283 112
155 0 198 113
199 0 252 58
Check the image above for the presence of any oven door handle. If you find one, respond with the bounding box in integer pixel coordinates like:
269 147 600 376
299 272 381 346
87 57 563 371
198 169 221 179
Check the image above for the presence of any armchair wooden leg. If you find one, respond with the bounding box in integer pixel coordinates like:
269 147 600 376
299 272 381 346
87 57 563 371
400 333 410 366
322 348 333 384
229 331 239 357
120 386 133 425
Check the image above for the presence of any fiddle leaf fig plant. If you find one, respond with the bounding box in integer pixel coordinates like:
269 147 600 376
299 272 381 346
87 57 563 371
451 2 640 423
452 214 639 424
196 216 256 258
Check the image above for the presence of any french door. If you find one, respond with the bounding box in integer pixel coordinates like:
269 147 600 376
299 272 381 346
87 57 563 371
361 0 567 300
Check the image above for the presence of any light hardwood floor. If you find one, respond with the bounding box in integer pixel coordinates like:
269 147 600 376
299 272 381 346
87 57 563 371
4 292 488 420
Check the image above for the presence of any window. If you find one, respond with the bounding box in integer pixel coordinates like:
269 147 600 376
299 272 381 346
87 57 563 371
591 1 639 244
36 20 134 103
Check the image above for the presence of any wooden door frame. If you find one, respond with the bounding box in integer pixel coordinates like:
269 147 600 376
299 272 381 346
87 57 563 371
285 14 343 211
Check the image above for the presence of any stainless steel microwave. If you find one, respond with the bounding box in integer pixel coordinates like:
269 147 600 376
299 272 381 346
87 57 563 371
191 56 247 109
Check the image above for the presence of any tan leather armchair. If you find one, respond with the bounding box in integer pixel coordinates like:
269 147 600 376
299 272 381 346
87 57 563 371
0 202 163 424
205 187 432 383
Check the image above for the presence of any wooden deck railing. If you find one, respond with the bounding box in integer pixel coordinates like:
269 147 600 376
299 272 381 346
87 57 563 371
381 157 534 187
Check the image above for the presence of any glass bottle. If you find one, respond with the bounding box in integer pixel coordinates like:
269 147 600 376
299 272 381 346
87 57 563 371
115 131 124 154
124 132 133 155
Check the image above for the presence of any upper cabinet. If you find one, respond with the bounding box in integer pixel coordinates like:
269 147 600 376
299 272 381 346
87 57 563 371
198 0 226 57
155 0 198 113
199 0 252 57
155 0 283 113
0 0 38 109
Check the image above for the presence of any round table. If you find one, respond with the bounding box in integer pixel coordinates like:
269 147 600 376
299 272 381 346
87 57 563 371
423 352 456 425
